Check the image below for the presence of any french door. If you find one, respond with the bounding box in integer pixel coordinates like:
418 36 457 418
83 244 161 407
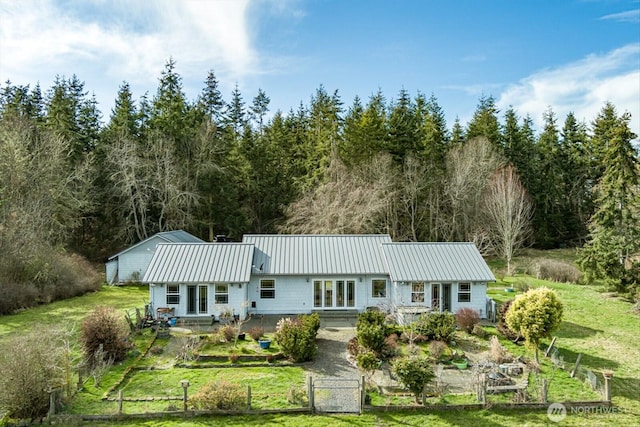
314 279 355 308
187 285 208 315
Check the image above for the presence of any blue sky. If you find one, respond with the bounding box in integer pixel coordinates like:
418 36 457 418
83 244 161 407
1 0 639 136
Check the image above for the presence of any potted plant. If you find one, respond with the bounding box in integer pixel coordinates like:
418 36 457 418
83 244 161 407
258 338 272 349
452 358 468 370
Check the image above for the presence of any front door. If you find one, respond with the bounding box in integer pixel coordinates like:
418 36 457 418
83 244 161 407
443 283 451 312
187 285 208 315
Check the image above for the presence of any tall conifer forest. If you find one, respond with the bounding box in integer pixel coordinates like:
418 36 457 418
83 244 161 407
0 60 638 311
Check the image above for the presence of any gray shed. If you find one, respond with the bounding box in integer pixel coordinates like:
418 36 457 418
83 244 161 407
105 230 204 284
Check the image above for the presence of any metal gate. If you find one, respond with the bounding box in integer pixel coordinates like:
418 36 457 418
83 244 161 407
309 376 362 413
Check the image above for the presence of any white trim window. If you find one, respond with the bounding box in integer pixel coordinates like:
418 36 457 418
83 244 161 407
372 279 387 298
166 284 180 305
458 283 471 302
215 284 229 304
260 279 275 299
411 282 425 303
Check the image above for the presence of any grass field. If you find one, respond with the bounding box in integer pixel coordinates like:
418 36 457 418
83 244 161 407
1 250 639 426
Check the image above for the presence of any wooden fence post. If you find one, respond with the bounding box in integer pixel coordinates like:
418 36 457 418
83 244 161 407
48 388 57 418
308 375 314 413
602 370 614 402
247 385 252 412
180 379 190 412
361 375 366 412
117 389 123 415
545 337 557 357
570 354 582 378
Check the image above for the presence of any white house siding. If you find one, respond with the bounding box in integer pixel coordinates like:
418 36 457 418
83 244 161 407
105 260 118 284
150 283 248 319
391 281 488 318
113 237 162 283
246 275 390 314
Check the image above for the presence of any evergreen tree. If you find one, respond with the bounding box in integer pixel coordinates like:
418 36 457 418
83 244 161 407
199 70 225 124
250 88 270 133
450 117 465 146
466 95 502 149
387 88 418 161
225 83 246 142
579 107 640 293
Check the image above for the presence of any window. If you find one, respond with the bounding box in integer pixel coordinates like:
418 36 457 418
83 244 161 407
260 279 275 299
372 280 387 298
166 284 180 305
215 284 228 304
411 282 425 303
458 283 471 302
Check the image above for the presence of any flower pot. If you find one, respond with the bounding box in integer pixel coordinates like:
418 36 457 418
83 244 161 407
452 359 468 370
258 339 271 349
237 333 246 341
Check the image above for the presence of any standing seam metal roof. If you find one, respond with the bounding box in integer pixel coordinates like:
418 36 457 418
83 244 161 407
381 242 496 282
108 230 204 260
142 243 254 283
242 234 392 275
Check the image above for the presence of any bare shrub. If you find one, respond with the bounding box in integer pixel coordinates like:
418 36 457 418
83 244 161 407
455 308 480 333
496 300 522 342
472 324 489 338
489 335 512 363
533 258 582 283
247 326 264 341
429 340 448 360
347 336 360 357
220 324 237 342
175 335 200 363
0 327 70 419
80 306 131 368
191 380 245 410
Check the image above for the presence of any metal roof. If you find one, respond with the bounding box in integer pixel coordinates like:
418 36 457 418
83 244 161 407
381 243 496 282
108 230 204 260
242 234 392 275
142 243 254 283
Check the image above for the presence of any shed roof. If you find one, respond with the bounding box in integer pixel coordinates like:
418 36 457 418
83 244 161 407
142 243 254 283
382 243 495 282
243 234 392 275
108 230 204 260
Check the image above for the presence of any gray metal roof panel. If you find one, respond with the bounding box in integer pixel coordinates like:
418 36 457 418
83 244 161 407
242 234 392 275
142 243 254 283
382 242 496 282
108 230 204 260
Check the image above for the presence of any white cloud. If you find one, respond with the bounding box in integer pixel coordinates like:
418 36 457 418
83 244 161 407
0 0 257 100
600 9 640 23
497 44 640 137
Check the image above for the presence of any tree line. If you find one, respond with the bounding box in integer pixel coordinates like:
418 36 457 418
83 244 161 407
1 58 638 301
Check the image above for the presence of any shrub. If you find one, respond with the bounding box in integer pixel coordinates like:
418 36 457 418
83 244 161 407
414 312 456 342
428 340 447 360
455 308 480 333
533 258 582 283
275 313 319 362
149 345 164 355
220 324 237 342
391 356 434 403
287 386 308 405
506 287 563 363
357 350 381 373
191 380 245 410
356 310 387 354
80 306 131 368
380 334 398 359
0 327 70 419
489 335 511 364
247 326 264 341
347 336 360 357
228 353 240 363
496 300 521 342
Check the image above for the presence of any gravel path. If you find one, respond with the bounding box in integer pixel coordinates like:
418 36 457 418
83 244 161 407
302 327 359 379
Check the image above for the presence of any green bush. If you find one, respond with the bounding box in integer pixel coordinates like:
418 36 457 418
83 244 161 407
80 306 131 368
274 313 320 362
356 310 388 355
391 356 434 403
191 380 245 410
414 312 456 342
357 350 381 372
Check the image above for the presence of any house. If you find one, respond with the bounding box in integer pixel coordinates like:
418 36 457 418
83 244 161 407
143 234 496 320
105 230 204 284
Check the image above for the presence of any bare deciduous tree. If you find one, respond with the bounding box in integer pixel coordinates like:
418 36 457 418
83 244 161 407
483 165 533 274
441 137 504 245
280 153 396 234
